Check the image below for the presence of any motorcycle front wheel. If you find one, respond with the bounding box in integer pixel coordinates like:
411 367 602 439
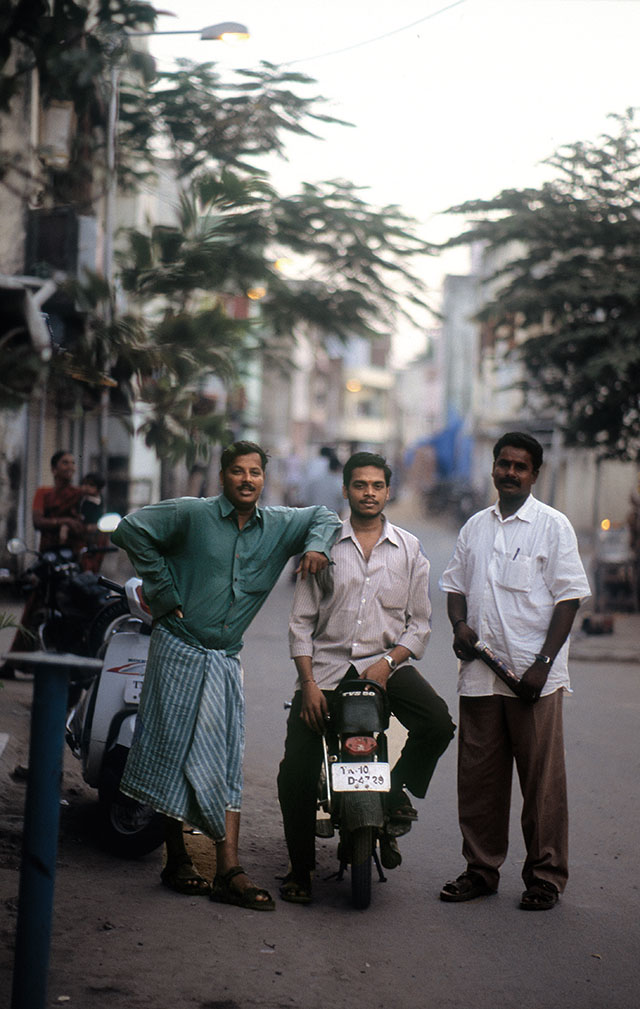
350 826 373 910
98 745 165 858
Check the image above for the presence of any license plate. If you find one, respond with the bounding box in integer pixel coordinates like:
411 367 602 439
124 678 144 704
331 761 390 792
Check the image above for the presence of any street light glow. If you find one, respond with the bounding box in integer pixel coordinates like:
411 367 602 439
128 22 250 41
200 22 250 42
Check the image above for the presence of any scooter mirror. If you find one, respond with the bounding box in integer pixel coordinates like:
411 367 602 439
98 512 122 534
7 537 27 556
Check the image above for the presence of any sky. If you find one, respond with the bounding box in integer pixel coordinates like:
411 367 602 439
145 0 640 363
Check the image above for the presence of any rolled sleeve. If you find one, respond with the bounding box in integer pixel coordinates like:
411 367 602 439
111 502 182 619
298 505 342 557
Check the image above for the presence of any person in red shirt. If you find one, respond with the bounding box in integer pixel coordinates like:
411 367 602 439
32 451 87 554
1 451 87 679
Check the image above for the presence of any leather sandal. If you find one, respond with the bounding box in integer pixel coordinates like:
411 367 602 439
160 857 211 896
210 865 275 911
440 870 497 902
279 872 312 905
519 878 558 910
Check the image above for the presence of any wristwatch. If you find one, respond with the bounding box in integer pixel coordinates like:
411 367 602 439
383 654 397 671
534 653 552 666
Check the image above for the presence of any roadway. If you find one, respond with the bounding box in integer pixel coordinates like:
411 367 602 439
1 507 638 1008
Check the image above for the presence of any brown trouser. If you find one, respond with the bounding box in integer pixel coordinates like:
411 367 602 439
457 689 568 892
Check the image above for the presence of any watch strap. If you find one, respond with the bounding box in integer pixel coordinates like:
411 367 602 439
534 653 552 666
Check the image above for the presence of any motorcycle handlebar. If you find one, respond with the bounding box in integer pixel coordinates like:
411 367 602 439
97 575 125 596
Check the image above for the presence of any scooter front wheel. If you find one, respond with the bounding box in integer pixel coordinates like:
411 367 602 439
350 826 373 910
98 745 165 858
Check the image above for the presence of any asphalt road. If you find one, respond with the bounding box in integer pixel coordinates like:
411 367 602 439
1 508 639 1009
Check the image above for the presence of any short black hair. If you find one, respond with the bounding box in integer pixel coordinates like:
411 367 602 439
343 451 392 487
51 450 72 470
493 432 543 472
220 440 269 472
82 472 105 491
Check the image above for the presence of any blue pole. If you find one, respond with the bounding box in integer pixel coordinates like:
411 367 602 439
11 660 69 1009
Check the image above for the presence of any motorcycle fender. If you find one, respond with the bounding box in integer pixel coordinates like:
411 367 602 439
341 791 385 831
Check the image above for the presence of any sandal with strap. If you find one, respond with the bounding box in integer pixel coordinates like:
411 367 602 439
160 858 211 896
210 865 275 912
440 870 497 902
279 872 312 905
519 879 559 911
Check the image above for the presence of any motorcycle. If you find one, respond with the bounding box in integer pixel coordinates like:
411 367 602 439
6 536 121 661
64 572 165 858
317 677 391 909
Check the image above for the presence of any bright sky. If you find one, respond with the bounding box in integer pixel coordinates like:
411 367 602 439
147 0 640 362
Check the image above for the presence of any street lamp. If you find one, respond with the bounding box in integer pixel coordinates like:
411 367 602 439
128 22 250 40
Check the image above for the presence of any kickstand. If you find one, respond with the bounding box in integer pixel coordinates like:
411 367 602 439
373 849 387 883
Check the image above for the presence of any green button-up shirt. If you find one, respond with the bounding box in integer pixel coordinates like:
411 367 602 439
111 494 341 655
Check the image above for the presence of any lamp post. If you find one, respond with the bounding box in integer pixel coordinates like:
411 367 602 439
104 21 250 291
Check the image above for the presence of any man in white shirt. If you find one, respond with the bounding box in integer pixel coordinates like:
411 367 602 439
440 432 590 910
278 451 455 904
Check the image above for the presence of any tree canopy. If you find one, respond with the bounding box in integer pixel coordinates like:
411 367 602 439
1 2 434 464
445 109 640 462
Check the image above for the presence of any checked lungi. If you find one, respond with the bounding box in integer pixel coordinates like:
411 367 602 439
120 625 244 841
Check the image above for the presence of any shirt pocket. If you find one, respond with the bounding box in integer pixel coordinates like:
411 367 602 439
377 585 408 613
495 552 535 593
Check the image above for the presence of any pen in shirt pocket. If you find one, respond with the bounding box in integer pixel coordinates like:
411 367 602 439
512 548 520 560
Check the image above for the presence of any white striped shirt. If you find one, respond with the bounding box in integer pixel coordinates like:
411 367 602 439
289 516 432 689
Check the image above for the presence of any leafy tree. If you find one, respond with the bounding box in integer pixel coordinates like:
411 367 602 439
444 109 640 461
1 2 434 471
117 170 432 479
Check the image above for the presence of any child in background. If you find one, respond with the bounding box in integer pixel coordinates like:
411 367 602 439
79 473 106 572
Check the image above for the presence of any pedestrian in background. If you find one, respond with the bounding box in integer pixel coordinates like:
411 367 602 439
1 450 87 679
440 431 590 910
78 472 106 573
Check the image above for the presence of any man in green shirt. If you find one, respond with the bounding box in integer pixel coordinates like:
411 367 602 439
112 441 341 910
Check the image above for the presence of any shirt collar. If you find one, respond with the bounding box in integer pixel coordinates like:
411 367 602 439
340 514 399 546
490 493 537 524
218 493 264 526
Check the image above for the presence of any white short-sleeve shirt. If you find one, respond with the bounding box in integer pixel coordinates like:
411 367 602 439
440 495 591 696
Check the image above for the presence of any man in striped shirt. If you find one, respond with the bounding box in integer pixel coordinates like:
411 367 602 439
278 451 455 903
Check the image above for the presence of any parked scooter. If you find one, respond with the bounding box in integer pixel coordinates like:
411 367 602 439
65 573 165 857
317 677 391 909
